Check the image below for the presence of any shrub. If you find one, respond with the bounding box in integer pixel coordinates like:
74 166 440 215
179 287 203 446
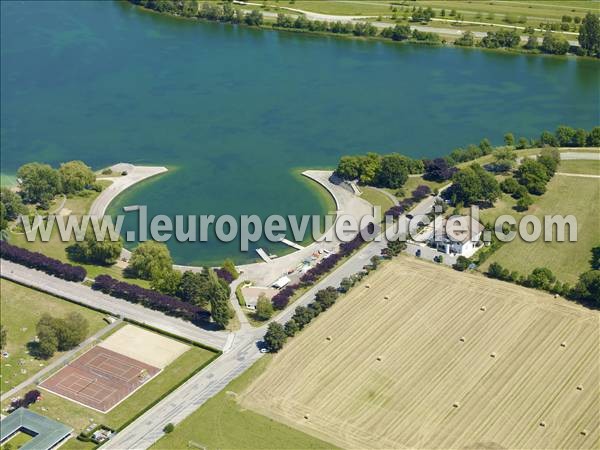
92 275 210 325
163 423 175 433
453 256 471 272
0 241 86 282
9 389 41 412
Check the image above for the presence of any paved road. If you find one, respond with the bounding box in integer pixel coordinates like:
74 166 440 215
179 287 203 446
0 260 230 351
0 319 122 402
89 164 168 218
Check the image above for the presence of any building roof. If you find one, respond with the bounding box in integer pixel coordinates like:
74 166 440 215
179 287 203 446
0 408 72 450
272 276 291 289
434 215 485 244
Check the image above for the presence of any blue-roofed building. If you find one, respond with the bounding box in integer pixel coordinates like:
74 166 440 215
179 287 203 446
0 408 72 450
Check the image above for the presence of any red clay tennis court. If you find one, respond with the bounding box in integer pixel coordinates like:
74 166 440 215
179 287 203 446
40 346 160 412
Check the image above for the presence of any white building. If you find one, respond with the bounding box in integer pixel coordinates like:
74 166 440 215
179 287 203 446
429 215 484 258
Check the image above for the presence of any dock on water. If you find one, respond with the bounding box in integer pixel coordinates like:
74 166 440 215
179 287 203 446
256 248 272 263
279 238 305 251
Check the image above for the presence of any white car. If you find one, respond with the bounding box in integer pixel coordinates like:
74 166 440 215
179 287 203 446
259 348 269 353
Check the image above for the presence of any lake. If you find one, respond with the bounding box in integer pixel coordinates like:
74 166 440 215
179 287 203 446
1 1 598 265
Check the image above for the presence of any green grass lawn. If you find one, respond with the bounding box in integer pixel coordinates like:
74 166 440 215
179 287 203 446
7 182 150 287
153 355 337 450
1 342 216 446
558 160 600 175
359 186 395 213
1 430 33 449
0 280 107 395
480 174 600 284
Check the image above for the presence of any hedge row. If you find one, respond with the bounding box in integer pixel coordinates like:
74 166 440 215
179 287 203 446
384 185 432 218
0 241 86 282
92 275 210 325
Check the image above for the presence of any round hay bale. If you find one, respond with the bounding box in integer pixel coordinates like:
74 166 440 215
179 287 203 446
490 352 497 358
365 284 371 289
452 402 460 408
539 421 546 428
459 337 465 342
576 384 583 391
326 336 332 341
304 414 310 420
480 306 487 312
376 356 382 361
560 341 567 348
384 295 390 300
581 429 588 436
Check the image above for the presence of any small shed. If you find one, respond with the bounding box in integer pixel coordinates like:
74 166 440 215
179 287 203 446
272 276 291 289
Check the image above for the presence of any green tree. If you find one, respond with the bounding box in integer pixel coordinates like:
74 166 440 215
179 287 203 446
493 147 517 172
292 305 314 329
451 164 500 205
264 322 287 352
455 31 474 46
244 10 263 26
452 256 471 271
516 158 551 195
67 229 123 265
284 319 299 337
339 277 354 293
315 286 338 310
515 193 534 211
578 12 600 56
178 270 209 307
255 293 274 320
386 24 412 41
541 31 570 54
358 153 381 185
335 156 362 180
56 312 89 350
500 177 520 195
516 137 530 149
383 239 406 257
537 147 560 178
587 127 600 146
479 138 493 155
526 267 556 290
555 125 576 146
129 241 173 280
150 268 182 296
17 163 61 204
58 161 95 194
375 154 409 188
0 188 26 221
36 326 58 358
221 259 239 279
207 270 231 328
503 133 515 147
572 270 600 305
524 33 538 50
573 129 588 147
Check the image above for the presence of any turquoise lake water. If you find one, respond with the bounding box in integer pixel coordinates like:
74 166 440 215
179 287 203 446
1 1 598 265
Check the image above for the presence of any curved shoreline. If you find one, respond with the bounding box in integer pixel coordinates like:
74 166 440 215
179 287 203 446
89 163 168 218
174 170 373 286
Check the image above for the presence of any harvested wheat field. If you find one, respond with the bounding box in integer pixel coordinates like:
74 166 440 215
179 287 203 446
242 257 599 449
